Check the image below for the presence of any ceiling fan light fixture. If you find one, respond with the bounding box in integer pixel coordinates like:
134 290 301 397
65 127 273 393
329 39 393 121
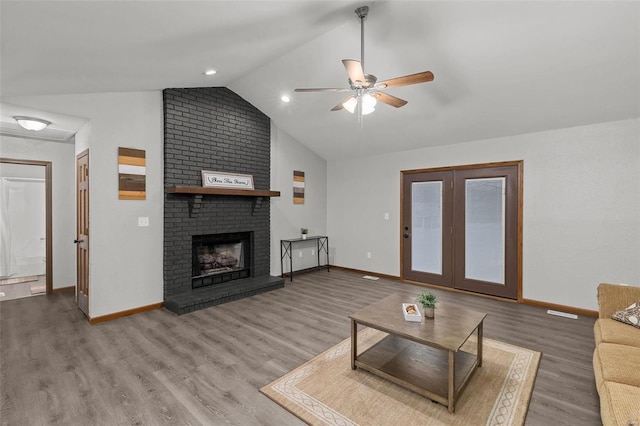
13 116 51 131
361 93 377 115
343 97 358 114
294 5 433 117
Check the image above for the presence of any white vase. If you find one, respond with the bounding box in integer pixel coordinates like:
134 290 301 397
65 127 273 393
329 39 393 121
424 307 434 318
302 234 307 240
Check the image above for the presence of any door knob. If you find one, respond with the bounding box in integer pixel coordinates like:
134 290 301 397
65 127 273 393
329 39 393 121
403 233 409 238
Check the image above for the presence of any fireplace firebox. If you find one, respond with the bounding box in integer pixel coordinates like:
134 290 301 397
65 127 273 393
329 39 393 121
192 232 252 288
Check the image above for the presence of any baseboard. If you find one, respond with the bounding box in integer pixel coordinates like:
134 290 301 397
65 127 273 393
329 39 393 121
281 265 331 279
329 265 401 282
52 286 75 293
89 302 164 324
522 298 598 318
331 266 597 317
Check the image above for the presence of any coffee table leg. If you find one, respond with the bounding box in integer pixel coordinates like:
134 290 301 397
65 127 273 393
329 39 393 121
477 320 483 368
448 350 455 413
351 319 357 370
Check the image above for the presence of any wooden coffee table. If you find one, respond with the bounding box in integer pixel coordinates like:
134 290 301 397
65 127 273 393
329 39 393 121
349 293 487 413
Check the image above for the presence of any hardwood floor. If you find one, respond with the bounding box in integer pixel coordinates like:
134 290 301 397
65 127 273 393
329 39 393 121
0 269 600 425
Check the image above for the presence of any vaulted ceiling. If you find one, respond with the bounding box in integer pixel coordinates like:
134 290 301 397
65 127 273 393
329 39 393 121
1 1 638 160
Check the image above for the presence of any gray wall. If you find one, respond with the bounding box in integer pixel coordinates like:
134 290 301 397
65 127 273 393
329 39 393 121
3 92 165 318
2 91 326 318
270 124 328 275
9 91 634 315
327 118 640 311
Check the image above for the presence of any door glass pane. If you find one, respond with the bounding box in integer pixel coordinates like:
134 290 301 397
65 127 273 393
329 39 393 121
412 181 442 274
465 178 505 284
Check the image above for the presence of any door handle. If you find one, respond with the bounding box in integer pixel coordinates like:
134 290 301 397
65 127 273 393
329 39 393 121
403 233 409 238
74 239 83 244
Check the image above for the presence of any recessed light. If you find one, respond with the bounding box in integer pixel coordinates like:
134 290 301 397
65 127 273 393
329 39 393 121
204 69 217 76
281 95 290 103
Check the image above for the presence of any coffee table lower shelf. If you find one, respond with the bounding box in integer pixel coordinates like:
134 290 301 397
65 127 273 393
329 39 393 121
353 333 480 413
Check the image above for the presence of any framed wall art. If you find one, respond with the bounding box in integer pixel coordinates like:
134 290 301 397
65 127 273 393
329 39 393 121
293 170 304 204
118 147 146 200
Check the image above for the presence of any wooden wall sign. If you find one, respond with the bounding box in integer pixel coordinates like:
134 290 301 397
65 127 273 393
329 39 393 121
293 170 304 204
201 170 254 189
118 147 146 200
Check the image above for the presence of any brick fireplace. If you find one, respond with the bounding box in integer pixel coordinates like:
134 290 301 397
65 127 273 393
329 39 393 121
163 87 283 315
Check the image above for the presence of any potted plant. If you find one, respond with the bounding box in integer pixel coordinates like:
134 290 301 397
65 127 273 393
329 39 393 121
416 290 438 318
300 228 309 240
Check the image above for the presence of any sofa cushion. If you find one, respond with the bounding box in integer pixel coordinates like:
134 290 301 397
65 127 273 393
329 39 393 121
595 318 640 348
611 300 640 328
593 343 640 391
598 381 640 426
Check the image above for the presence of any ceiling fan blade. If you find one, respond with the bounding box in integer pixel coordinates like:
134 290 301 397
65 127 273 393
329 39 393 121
377 71 434 89
342 59 366 86
331 96 354 111
371 91 408 108
295 88 351 93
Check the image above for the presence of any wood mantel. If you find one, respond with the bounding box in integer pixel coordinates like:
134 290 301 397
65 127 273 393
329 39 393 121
166 186 280 197
166 186 280 217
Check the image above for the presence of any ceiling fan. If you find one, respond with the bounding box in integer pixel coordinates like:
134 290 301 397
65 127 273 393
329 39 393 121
295 5 434 116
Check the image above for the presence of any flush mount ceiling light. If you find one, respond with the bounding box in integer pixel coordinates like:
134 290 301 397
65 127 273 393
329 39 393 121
13 116 51 131
280 95 291 103
203 69 217 76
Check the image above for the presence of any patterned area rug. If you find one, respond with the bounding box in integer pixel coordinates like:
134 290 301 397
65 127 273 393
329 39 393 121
261 328 540 426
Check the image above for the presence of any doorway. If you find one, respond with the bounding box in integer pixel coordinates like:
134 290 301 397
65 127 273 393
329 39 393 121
0 158 53 301
401 161 522 300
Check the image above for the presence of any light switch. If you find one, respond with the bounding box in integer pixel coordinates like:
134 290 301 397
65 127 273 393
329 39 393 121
138 217 150 227
384 213 390 220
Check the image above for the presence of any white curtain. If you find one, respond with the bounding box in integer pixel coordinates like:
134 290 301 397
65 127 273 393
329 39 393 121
0 178 16 277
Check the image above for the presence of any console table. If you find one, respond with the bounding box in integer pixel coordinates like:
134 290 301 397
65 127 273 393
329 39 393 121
280 236 329 281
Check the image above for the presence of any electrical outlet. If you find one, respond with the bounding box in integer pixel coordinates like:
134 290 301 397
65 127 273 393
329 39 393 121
298 251 303 258
138 217 149 227
384 212 389 220
367 252 372 259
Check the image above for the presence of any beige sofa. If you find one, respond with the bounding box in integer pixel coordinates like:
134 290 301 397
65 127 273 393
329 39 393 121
593 283 640 426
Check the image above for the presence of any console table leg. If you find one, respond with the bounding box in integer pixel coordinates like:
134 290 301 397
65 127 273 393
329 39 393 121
289 243 293 282
477 321 483 368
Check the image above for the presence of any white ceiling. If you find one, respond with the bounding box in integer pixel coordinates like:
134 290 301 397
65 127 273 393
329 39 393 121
1 1 638 160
